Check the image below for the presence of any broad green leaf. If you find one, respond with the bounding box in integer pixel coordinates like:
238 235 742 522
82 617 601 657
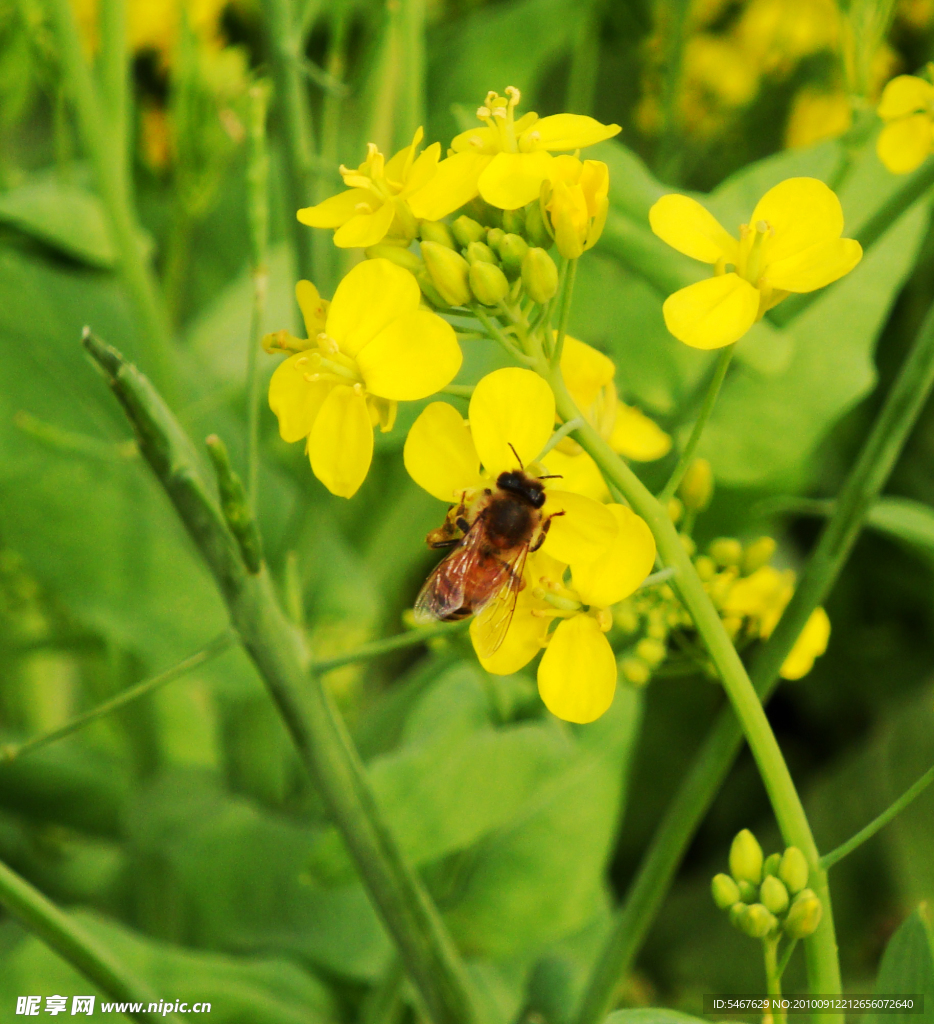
867 907 934 1024
867 498 934 555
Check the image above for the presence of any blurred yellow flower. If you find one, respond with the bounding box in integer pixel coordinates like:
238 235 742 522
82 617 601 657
542 155 609 260
780 607 831 679
71 0 229 60
404 368 618 565
876 75 934 173
650 177 862 348
736 0 840 74
268 260 461 498
785 88 852 148
408 87 620 220
298 128 440 248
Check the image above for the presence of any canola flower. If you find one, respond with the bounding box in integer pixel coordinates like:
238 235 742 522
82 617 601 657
541 155 610 260
71 0 229 61
650 177 862 349
408 87 621 220
267 260 461 498
876 73 934 173
298 128 441 248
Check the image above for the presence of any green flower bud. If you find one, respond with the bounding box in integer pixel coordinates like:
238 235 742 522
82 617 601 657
364 244 424 274
502 207 525 234
466 240 498 265
486 227 506 251
763 852 782 877
784 890 822 939
680 533 696 556
667 497 684 524
694 554 717 581
465 196 501 228
451 215 486 247
712 873 741 910
469 261 510 306
730 829 763 885
415 272 449 310
526 200 553 248
521 247 559 304
420 241 471 307
636 638 667 666
742 536 777 575
779 847 809 894
419 220 456 249
759 874 789 915
739 903 778 939
497 233 529 277
619 656 651 687
710 538 744 567
737 879 759 903
729 902 748 929
679 458 713 512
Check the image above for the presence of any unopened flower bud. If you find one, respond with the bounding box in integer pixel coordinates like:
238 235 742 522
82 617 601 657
730 829 763 885
415 272 448 310
710 538 743 567
421 241 471 307
729 902 748 929
486 227 506 251
521 247 559 303
695 554 717 581
739 903 778 939
759 874 789 915
451 215 486 247
680 534 696 556
712 873 741 910
620 655 651 687
502 207 525 234
667 497 684 524
779 846 809 894
419 220 456 248
679 458 713 512
469 261 510 306
365 244 424 274
636 638 667 666
784 890 822 939
526 200 553 248
737 879 759 903
763 852 782 877
497 233 529 277
743 537 777 575
466 240 498 265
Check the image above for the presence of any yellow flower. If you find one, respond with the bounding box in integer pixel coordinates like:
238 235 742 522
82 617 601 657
476 507 656 723
404 368 619 565
876 75 934 174
542 155 610 260
268 260 462 498
785 88 852 149
408 87 620 220
735 0 840 75
650 177 862 349
722 564 796 636
780 607 831 679
71 0 229 61
297 128 440 248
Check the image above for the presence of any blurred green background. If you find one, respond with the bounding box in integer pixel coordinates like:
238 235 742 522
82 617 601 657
0 0 933 1020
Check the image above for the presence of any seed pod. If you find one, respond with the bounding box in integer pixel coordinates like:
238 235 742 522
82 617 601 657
759 874 789 915
739 903 777 939
710 538 744 567
779 847 810 894
451 215 486 247
712 873 741 910
420 241 471 307
763 852 782 877
521 247 559 304
469 261 510 306
498 233 529 277
784 890 822 939
466 240 498 265
730 829 763 885
679 458 713 512
742 536 777 575
364 244 424 274
419 220 456 248
502 207 525 234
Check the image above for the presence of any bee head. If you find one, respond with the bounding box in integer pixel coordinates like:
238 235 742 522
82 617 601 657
496 470 546 508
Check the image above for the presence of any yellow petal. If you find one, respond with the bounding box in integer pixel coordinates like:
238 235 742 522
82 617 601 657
780 607 831 680
383 126 423 183
764 237 862 292
450 125 501 155
649 193 740 264
662 274 760 349
538 615 616 723
357 309 462 400
752 177 844 266
473 584 549 675
877 75 934 120
296 280 328 339
308 384 374 498
297 187 373 228
268 354 331 442
610 402 672 461
333 200 396 248
399 142 441 195
541 489 618 564
876 114 934 174
326 258 421 358
403 402 484 501
469 368 555 475
525 113 621 151
478 151 554 210
407 151 491 221
560 335 616 410
541 448 609 502
571 505 656 608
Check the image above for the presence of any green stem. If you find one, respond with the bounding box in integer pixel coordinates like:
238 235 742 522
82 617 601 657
659 344 734 503
1 632 234 763
359 957 406 1024
46 0 176 396
551 258 577 364
655 0 690 185
97 0 127 167
777 938 799 979
0 859 180 1023
471 304 535 365
312 621 467 675
81 332 480 1024
440 384 475 398
764 937 786 1024
820 762 934 870
566 0 602 115
572 280 934 1024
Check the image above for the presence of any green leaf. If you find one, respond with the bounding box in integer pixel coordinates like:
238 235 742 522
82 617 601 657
867 498 934 556
866 907 934 1024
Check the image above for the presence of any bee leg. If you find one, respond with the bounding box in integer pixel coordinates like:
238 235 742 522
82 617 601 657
531 510 566 552
429 538 461 550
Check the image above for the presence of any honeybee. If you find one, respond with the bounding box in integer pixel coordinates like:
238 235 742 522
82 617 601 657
413 459 563 656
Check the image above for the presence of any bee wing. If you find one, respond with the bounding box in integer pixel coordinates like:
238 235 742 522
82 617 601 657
470 540 531 658
412 519 488 623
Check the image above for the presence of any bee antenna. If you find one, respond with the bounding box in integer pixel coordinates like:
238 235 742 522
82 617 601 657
538 474 563 479
507 442 524 469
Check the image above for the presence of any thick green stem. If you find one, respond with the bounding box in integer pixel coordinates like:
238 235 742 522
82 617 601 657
81 333 479 1024
764 938 786 1024
566 0 602 115
659 344 734 503
551 258 577 364
0 859 180 1023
